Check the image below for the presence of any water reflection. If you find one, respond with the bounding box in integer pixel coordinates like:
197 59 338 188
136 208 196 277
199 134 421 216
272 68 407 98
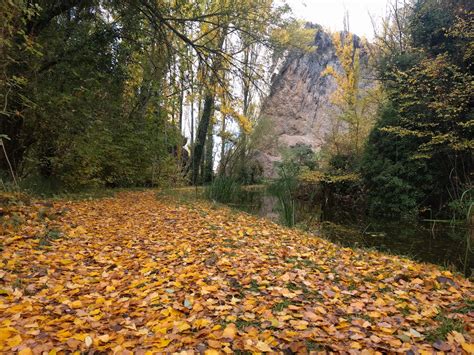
233 187 473 277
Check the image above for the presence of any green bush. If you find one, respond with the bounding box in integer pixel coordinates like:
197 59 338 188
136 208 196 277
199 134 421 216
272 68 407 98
268 179 296 227
361 103 430 218
205 177 242 204
268 155 300 227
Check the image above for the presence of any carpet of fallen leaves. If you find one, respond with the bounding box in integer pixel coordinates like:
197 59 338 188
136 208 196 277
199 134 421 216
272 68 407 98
0 191 473 354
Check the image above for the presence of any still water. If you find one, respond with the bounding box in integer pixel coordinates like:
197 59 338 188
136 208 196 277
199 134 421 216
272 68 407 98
230 187 473 277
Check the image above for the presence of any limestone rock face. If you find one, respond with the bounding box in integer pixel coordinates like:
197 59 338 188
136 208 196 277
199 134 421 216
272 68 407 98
255 26 371 178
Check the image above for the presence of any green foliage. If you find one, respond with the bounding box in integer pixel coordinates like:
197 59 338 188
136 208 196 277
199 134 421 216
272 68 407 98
322 32 380 157
448 188 474 223
1 1 186 191
289 144 319 171
426 314 465 342
272 299 292 312
362 103 430 218
268 146 310 227
270 180 296 227
363 0 473 218
1 0 293 192
230 117 271 185
205 177 242 204
234 160 264 185
39 228 63 248
454 299 474 315
409 0 471 57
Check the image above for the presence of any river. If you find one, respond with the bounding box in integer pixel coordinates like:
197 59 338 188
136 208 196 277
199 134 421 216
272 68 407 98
230 186 473 277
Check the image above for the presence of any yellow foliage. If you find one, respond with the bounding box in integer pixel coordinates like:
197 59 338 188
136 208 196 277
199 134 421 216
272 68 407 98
299 170 361 184
322 31 380 155
271 21 316 53
0 191 471 352
220 103 252 134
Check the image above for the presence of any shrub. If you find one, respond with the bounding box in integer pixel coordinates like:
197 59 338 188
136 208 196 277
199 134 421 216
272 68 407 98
205 177 241 204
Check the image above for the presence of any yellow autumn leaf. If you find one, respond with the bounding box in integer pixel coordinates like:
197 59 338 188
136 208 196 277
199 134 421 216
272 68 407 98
71 333 87 341
0 327 14 341
374 298 386 306
7 334 22 347
350 341 362 349
222 323 237 339
193 319 211 329
255 341 273 352
461 343 474 353
56 329 72 339
175 321 191 332
70 300 82 309
380 327 395 334
368 311 382 318
98 334 110 342
155 338 172 348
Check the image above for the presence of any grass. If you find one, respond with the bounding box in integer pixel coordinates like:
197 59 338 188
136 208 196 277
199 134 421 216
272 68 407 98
235 319 261 330
204 177 242 204
12 278 24 290
454 299 474 314
248 280 260 292
306 340 327 351
38 228 63 247
272 299 292 312
4 213 24 230
426 314 466 342
286 282 299 291
157 186 203 204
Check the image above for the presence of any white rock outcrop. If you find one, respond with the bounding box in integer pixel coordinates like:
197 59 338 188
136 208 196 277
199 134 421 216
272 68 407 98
255 26 372 178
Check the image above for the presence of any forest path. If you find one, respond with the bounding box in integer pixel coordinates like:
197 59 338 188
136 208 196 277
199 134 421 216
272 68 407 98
1 191 473 353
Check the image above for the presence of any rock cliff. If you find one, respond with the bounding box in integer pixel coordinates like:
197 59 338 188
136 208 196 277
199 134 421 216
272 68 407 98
255 25 372 178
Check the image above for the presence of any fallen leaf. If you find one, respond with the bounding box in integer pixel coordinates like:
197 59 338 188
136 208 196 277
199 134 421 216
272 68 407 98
70 300 82 309
255 341 273 352
98 334 110 343
222 323 237 340
0 191 472 353
7 334 22 347
85 335 92 347
461 342 474 353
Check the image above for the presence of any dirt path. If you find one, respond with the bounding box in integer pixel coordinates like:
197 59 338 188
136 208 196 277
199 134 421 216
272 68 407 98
1 191 473 353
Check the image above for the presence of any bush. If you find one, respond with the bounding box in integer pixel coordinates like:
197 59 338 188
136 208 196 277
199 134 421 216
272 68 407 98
205 177 241 204
268 154 300 227
361 103 430 218
234 160 264 185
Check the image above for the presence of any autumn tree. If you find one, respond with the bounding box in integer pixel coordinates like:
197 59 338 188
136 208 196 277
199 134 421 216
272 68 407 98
0 0 293 190
363 0 473 217
322 31 380 158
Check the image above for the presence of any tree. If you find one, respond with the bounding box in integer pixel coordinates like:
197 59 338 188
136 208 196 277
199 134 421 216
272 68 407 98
1 1 183 190
363 0 473 217
0 0 301 190
322 31 380 158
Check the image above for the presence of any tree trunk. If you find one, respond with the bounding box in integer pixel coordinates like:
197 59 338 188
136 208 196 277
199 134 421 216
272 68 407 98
204 124 214 183
219 113 226 175
190 27 227 184
191 93 214 184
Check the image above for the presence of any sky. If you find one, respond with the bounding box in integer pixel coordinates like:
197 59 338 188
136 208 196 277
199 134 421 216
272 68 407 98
285 0 390 40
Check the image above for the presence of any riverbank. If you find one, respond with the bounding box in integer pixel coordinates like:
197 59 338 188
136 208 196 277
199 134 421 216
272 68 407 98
0 191 473 353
